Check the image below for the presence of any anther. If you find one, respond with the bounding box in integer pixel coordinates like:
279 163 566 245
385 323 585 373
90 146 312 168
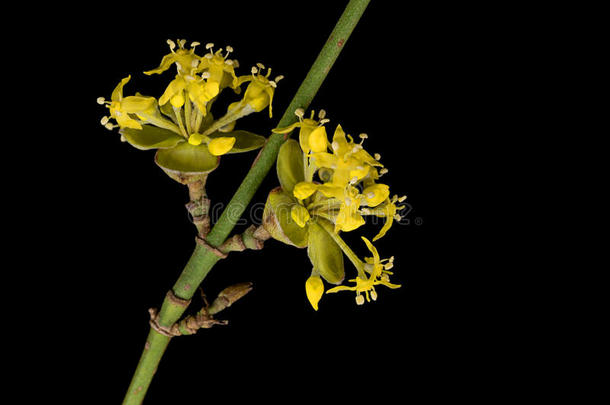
394 214 402 221
374 153 381 160
274 75 284 82
398 195 407 202
294 108 305 119
355 294 365 305
178 39 187 48
104 123 115 130
251 66 258 75
100 116 110 125
232 59 240 68
370 290 378 301
191 41 200 49
384 263 394 270
256 62 265 70
205 42 214 49
379 168 389 175
359 133 368 139
318 109 326 119
225 59 234 66
225 45 233 53
319 118 330 125
167 39 176 51
269 81 277 88
96 97 106 105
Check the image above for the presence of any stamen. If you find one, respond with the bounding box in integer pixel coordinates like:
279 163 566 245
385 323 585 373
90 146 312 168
251 66 258 75
191 41 200 49
177 39 186 48
394 214 402 221
379 168 389 175
355 294 365 305
266 68 272 78
225 59 234 66
232 59 240 68
100 116 110 125
370 290 378 301
359 133 368 140
205 42 214 50
398 195 407 202
256 62 265 70
225 45 233 53
318 109 326 119
381 274 390 282
374 153 381 160
384 263 394 270
268 80 277 88
319 118 330 125
104 123 116 130
204 53 213 59
167 39 176 52
294 108 305 119
96 97 106 105
274 75 284 82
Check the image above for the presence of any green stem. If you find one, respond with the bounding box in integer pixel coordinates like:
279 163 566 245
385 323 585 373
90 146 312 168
122 1 371 404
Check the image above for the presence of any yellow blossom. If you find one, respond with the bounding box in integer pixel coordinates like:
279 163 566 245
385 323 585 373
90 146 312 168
326 237 400 304
144 39 202 76
236 64 282 117
158 74 219 113
99 76 157 130
198 45 239 90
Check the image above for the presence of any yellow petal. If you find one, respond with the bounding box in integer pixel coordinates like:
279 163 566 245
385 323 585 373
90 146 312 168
308 126 328 153
208 137 236 156
305 275 324 311
291 205 311 228
363 184 390 207
293 182 318 200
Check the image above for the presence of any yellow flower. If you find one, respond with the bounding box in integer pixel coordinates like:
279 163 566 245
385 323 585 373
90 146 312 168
305 274 325 311
144 39 202 76
236 64 282 117
326 237 400 304
158 74 220 113
309 125 382 186
198 45 240 91
99 76 157 130
361 195 406 241
272 109 330 154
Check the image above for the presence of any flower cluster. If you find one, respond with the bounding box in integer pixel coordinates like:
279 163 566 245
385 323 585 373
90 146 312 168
97 39 283 177
263 109 406 310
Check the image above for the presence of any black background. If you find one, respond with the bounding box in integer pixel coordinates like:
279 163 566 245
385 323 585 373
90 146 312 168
32 1 520 403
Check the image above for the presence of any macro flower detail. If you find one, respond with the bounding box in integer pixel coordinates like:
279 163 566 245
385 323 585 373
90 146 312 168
263 109 405 310
97 40 282 179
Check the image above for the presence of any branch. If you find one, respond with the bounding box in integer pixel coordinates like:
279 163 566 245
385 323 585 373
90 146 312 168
122 1 371 404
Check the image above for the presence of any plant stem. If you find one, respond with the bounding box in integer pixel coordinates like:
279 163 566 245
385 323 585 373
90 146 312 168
122 1 371 404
